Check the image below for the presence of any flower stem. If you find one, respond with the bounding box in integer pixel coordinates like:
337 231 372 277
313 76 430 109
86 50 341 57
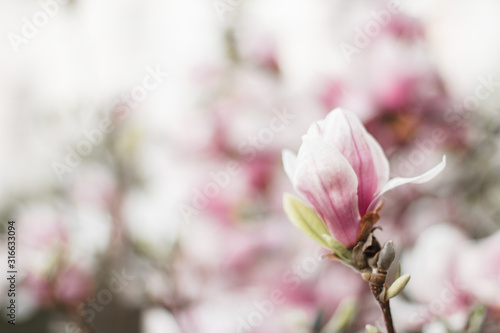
378 300 395 333
369 280 396 333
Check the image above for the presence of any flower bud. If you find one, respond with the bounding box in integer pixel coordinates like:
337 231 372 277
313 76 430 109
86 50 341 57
365 324 381 333
322 298 358 332
377 240 395 271
385 274 411 301
282 108 446 248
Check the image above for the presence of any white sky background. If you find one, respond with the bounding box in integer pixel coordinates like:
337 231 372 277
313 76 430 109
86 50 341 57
1 0 500 193
0 0 221 194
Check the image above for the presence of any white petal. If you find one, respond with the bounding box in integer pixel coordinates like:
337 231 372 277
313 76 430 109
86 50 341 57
369 156 446 210
282 149 298 184
365 131 390 194
306 119 323 137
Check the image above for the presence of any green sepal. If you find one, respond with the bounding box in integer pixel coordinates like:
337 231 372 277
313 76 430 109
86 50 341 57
466 304 486 333
396 262 401 279
321 234 352 263
283 194 352 262
283 193 332 249
321 298 358 333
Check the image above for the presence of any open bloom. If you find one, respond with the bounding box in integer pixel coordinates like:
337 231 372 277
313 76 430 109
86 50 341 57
283 108 445 248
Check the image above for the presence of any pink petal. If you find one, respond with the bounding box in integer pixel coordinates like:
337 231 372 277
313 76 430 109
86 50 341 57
369 155 446 211
294 138 361 247
365 129 390 195
306 108 389 216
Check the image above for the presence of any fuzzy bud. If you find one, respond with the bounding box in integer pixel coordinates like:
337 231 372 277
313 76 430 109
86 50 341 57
377 240 395 271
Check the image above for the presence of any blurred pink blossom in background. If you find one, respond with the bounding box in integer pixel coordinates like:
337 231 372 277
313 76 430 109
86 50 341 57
1 0 500 332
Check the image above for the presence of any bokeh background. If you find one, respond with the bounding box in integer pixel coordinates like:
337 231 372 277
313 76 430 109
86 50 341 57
1 0 500 332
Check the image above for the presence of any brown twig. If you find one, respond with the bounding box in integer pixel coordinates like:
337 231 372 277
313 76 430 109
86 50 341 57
369 272 396 333
377 299 395 333
353 207 398 333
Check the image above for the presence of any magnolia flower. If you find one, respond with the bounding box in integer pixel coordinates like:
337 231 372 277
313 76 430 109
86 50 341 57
283 108 446 248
